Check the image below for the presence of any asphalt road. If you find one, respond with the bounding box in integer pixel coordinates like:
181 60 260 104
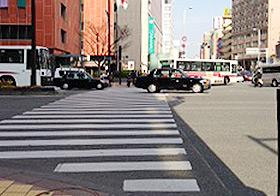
167 82 277 196
0 84 277 196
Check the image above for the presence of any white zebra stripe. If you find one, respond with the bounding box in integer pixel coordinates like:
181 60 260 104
0 148 186 159
0 138 183 147
54 161 192 172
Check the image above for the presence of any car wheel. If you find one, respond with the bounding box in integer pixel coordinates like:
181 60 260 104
61 83 70 90
224 77 230 85
192 83 203 93
96 83 104 90
271 79 278 87
147 84 158 93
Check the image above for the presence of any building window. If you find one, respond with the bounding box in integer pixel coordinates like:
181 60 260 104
61 29 66 43
61 3 66 19
0 49 24 63
17 0 25 8
0 0 8 8
0 25 31 39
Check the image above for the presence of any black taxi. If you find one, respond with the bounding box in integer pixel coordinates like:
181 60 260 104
135 68 211 93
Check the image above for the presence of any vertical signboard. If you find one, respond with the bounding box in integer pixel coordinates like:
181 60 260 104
148 16 155 55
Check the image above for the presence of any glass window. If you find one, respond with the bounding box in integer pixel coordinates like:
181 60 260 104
154 69 170 78
61 29 66 43
61 3 66 19
0 49 24 63
0 0 8 8
17 0 26 8
171 70 184 78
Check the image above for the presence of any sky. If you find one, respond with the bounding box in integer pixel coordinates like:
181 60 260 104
173 0 231 58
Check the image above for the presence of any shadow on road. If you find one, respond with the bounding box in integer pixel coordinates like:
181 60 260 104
170 97 267 196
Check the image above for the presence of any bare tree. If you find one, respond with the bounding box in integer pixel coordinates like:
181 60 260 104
83 21 130 70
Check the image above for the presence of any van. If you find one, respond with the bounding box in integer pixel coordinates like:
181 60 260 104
259 64 280 87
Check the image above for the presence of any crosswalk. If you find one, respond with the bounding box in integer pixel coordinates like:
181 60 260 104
0 88 201 194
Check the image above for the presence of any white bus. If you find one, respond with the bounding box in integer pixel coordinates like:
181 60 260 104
0 45 50 86
259 64 280 87
160 58 239 85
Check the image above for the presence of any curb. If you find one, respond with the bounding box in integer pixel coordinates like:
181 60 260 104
0 166 105 196
0 86 58 95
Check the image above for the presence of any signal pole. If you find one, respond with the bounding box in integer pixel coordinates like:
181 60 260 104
107 0 111 73
31 0 36 86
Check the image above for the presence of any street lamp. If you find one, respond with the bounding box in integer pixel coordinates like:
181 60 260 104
181 7 192 58
253 27 261 67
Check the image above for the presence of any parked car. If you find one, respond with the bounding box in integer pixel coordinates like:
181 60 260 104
240 70 253 81
53 68 106 90
135 68 211 93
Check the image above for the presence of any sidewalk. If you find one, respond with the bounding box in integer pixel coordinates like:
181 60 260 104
0 167 104 196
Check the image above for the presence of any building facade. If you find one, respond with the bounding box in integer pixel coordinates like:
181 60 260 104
118 0 162 73
200 32 211 59
0 0 81 55
220 9 232 60
161 0 173 56
268 0 280 62
82 0 114 61
232 0 269 69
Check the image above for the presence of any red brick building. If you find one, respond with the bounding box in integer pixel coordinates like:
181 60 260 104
0 0 81 55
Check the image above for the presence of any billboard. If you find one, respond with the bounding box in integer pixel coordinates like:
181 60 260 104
148 16 155 55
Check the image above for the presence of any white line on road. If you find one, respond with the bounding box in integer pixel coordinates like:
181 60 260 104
0 148 186 159
0 138 183 147
51 100 166 104
23 111 172 115
40 105 170 109
123 179 200 192
12 115 173 119
0 123 177 130
0 130 180 137
54 161 192 172
33 108 171 111
0 119 175 124
47 103 167 107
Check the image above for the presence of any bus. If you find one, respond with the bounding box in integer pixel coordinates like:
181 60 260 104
160 58 239 85
0 45 50 86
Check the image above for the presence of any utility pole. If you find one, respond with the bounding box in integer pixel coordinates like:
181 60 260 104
107 0 111 74
114 1 121 84
31 0 36 86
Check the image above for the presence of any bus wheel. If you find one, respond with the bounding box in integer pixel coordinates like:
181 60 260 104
0 76 16 86
271 79 278 87
224 77 230 85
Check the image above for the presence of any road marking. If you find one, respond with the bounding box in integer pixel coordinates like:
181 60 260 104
123 179 200 192
0 119 175 124
0 148 186 159
0 123 177 130
54 161 192 172
13 114 173 119
23 111 172 115
52 100 166 104
0 138 183 147
0 130 180 137
33 108 171 111
40 105 170 109
47 103 167 107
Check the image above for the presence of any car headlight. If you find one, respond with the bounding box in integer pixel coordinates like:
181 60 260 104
200 80 208 84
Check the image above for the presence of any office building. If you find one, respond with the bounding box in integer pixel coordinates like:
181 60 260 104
0 0 81 55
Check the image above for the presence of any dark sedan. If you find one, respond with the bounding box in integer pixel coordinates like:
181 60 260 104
135 68 211 93
54 71 106 90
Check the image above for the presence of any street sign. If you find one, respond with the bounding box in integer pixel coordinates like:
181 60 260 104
246 48 259 55
246 48 268 55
